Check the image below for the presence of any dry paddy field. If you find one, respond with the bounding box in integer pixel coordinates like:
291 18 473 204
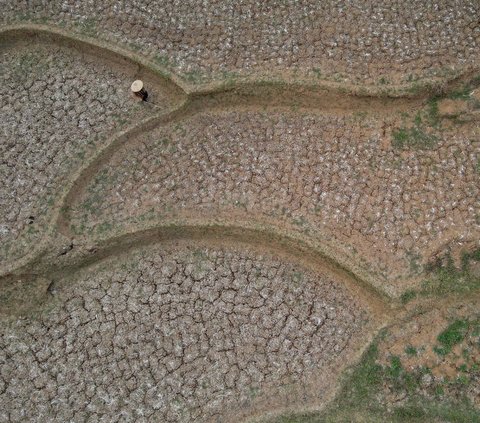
1 2 479 422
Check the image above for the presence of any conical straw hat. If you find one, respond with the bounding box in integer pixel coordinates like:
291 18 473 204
131 80 144 93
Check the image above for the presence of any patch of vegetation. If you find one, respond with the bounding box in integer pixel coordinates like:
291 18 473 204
352 111 368 121
392 125 438 150
26 224 38 235
159 137 171 147
461 248 480 267
446 75 480 101
421 249 480 296
96 222 113 235
292 215 307 227
111 112 129 126
379 77 389 85
220 71 239 88
472 99 480 110
332 73 345 83
14 11 34 21
154 54 177 69
46 196 55 207
434 319 470 356
248 386 261 400
312 67 322 78
391 88 448 150
405 250 422 275
391 400 480 423
264 334 480 423
12 52 48 79
407 81 425 96
439 75 480 113
400 289 417 304
183 69 207 84
265 345 384 422
137 208 155 222
387 355 403 378
127 41 143 52
448 86 472 100
405 345 418 356
426 98 440 126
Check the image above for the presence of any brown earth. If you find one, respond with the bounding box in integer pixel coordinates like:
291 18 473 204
0 10 479 423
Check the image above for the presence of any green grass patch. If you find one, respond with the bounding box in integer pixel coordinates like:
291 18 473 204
400 289 417 304
392 126 438 150
448 86 472 100
391 92 444 150
444 75 480 100
405 345 418 356
393 400 480 423
96 222 113 235
426 98 440 126
421 249 480 297
292 216 307 227
434 320 470 356
387 355 403 378
379 77 388 85
265 333 480 423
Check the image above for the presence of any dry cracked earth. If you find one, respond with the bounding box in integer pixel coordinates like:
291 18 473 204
1 2 480 423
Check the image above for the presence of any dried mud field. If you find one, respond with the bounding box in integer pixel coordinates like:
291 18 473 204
1 2 479 423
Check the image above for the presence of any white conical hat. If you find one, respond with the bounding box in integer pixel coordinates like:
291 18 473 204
131 80 144 93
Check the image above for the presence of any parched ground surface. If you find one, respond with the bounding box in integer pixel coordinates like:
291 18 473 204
0 242 373 423
68 109 480 294
0 34 179 268
1 1 480 85
1 3 480 422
